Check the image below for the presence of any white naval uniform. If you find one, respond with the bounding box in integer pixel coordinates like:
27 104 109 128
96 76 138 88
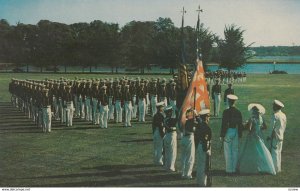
132 95 137 119
115 100 122 123
73 94 78 117
42 106 51 133
85 97 92 121
59 98 64 123
151 95 158 117
76 95 82 117
52 96 58 120
92 98 98 124
80 96 85 119
224 128 239 173
38 107 43 128
63 100 67 123
269 110 287 173
138 98 146 122
124 101 132 127
108 96 115 120
196 143 210 186
213 93 221 116
146 93 150 115
99 104 109 128
169 99 177 118
181 133 195 178
164 128 177 171
66 101 74 127
153 128 164 165
160 97 168 107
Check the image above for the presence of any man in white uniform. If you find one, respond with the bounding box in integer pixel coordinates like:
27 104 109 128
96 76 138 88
181 109 197 179
114 85 123 123
212 79 221 117
220 95 243 174
41 88 52 133
195 109 211 186
152 102 165 166
85 81 92 122
169 82 177 118
124 85 133 127
138 83 146 122
99 86 109 128
65 85 75 127
163 105 177 172
150 80 158 117
267 100 287 173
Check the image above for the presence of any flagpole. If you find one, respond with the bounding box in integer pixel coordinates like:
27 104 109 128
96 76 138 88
193 87 196 119
181 7 187 64
196 5 203 61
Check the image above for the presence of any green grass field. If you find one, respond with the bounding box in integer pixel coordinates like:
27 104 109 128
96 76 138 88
0 73 300 187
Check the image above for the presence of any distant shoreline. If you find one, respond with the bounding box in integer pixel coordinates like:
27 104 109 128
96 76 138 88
207 60 300 66
246 60 300 64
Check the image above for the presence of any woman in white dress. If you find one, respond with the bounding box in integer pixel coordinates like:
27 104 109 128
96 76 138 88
238 103 276 175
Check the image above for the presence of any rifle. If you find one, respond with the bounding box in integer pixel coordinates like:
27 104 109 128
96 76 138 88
206 150 212 187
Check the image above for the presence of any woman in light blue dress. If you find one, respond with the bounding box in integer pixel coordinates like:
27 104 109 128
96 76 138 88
238 103 276 175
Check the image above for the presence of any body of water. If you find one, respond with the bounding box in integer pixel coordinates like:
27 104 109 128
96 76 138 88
207 63 300 74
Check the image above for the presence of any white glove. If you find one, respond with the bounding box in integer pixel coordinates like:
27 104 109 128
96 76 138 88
207 150 211 156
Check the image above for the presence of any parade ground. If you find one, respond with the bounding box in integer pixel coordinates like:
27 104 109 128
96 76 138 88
0 73 300 187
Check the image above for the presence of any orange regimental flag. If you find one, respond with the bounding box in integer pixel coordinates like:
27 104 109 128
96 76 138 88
180 59 210 128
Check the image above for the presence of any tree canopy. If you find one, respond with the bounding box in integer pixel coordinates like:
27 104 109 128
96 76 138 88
0 18 252 73
218 24 251 71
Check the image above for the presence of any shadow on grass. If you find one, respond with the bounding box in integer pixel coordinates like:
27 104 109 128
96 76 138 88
27 163 188 187
122 133 137 135
209 169 270 177
0 125 38 131
34 173 182 187
0 102 154 134
0 102 41 133
120 139 153 143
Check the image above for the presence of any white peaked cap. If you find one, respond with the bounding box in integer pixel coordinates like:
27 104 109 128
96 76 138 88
248 103 265 115
199 109 210 116
274 100 284 108
227 94 238 100
156 102 165 107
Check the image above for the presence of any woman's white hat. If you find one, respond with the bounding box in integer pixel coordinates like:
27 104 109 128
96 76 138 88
248 103 265 114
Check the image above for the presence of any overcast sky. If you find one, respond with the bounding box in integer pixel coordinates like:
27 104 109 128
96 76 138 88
0 0 299 46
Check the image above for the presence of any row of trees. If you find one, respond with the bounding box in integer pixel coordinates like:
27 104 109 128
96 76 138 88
0 18 248 73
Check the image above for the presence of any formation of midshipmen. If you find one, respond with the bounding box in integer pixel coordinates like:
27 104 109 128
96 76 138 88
205 71 247 85
8 76 180 132
8 73 247 133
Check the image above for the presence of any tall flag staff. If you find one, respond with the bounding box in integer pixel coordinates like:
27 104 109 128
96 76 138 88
196 5 212 186
196 5 203 61
178 7 188 92
179 5 210 130
181 7 187 64
177 7 189 128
